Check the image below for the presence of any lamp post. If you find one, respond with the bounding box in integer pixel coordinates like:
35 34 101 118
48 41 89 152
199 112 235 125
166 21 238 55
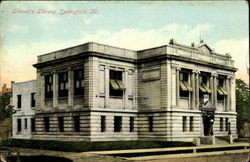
210 119 214 136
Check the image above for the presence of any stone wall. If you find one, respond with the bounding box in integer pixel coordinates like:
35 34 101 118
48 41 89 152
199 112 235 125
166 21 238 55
12 80 36 139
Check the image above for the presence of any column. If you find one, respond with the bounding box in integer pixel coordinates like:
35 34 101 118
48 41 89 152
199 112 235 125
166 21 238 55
191 70 196 109
123 69 128 109
195 71 200 108
68 69 74 107
104 66 109 108
176 67 181 108
53 72 58 108
226 76 231 111
210 74 214 105
213 74 218 108
38 71 45 110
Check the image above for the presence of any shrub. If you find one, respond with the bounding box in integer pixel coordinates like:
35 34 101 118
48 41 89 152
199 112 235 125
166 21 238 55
1 139 194 152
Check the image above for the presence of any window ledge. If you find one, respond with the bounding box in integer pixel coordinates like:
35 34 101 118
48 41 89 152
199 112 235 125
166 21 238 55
44 98 53 101
58 97 68 100
74 95 84 98
180 97 189 99
110 96 123 99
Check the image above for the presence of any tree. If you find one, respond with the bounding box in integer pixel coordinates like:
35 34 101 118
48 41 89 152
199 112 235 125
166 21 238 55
236 79 249 137
0 93 14 121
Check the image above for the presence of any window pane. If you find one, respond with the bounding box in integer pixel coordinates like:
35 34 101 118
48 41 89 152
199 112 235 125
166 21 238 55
76 81 80 88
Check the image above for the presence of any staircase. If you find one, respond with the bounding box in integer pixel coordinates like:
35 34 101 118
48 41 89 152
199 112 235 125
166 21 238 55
215 136 230 145
199 136 231 145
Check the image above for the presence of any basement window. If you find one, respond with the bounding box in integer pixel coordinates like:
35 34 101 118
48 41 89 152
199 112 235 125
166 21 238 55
130 117 134 132
148 116 153 132
73 116 80 132
189 116 193 132
101 116 106 132
114 116 122 132
31 118 36 132
183 116 187 132
44 117 50 132
24 118 27 129
58 117 64 132
220 118 224 131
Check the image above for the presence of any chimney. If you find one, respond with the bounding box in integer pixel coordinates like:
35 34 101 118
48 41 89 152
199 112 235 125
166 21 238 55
2 84 7 93
169 38 176 45
11 81 15 91
191 42 195 47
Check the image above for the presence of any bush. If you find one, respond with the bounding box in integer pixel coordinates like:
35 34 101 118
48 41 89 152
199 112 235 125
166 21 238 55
1 139 194 152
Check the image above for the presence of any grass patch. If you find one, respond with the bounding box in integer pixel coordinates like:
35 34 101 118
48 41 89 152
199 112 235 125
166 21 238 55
1 139 194 152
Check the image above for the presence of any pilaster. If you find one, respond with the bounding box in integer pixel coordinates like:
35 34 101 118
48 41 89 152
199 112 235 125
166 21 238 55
213 74 218 108
53 72 58 108
191 70 196 109
226 76 231 111
176 67 181 108
195 70 200 108
104 66 110 108
68 69 74 107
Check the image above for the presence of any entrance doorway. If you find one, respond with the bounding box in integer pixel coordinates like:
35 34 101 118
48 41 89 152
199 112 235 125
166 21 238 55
203 116 212 136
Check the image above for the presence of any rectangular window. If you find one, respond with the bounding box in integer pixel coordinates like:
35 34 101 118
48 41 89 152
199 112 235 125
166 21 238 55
179 71 192 98
45 75 53 98
220 118 224 131
17 119 21 132
114 116 122 132
101 116 106 132
58 117 64 132
225 118 229 131
199 75 211 93
183 116 187 132
44 117 50 132
24 118 27 129
110 70 125 97
189 117 193 132
31 93 36 107
58 72 68 97
31 118 35 132
73 116 80 132
217 77 228 100
148 116 153 132
130 117 134 132
74 69 84 96
17 95 21 108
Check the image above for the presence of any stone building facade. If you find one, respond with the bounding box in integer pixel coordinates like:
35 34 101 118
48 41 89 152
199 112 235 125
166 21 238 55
32 40 237 142
12 80 36 139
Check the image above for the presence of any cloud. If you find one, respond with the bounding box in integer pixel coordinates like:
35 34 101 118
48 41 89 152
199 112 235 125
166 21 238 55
41 16 60 24
9 24 28 33
78 23 214 50
213 38 249 83
1 23 248 86
83 18 93 25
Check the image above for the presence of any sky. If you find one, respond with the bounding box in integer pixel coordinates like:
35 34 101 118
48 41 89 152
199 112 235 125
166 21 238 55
0 1 249 87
